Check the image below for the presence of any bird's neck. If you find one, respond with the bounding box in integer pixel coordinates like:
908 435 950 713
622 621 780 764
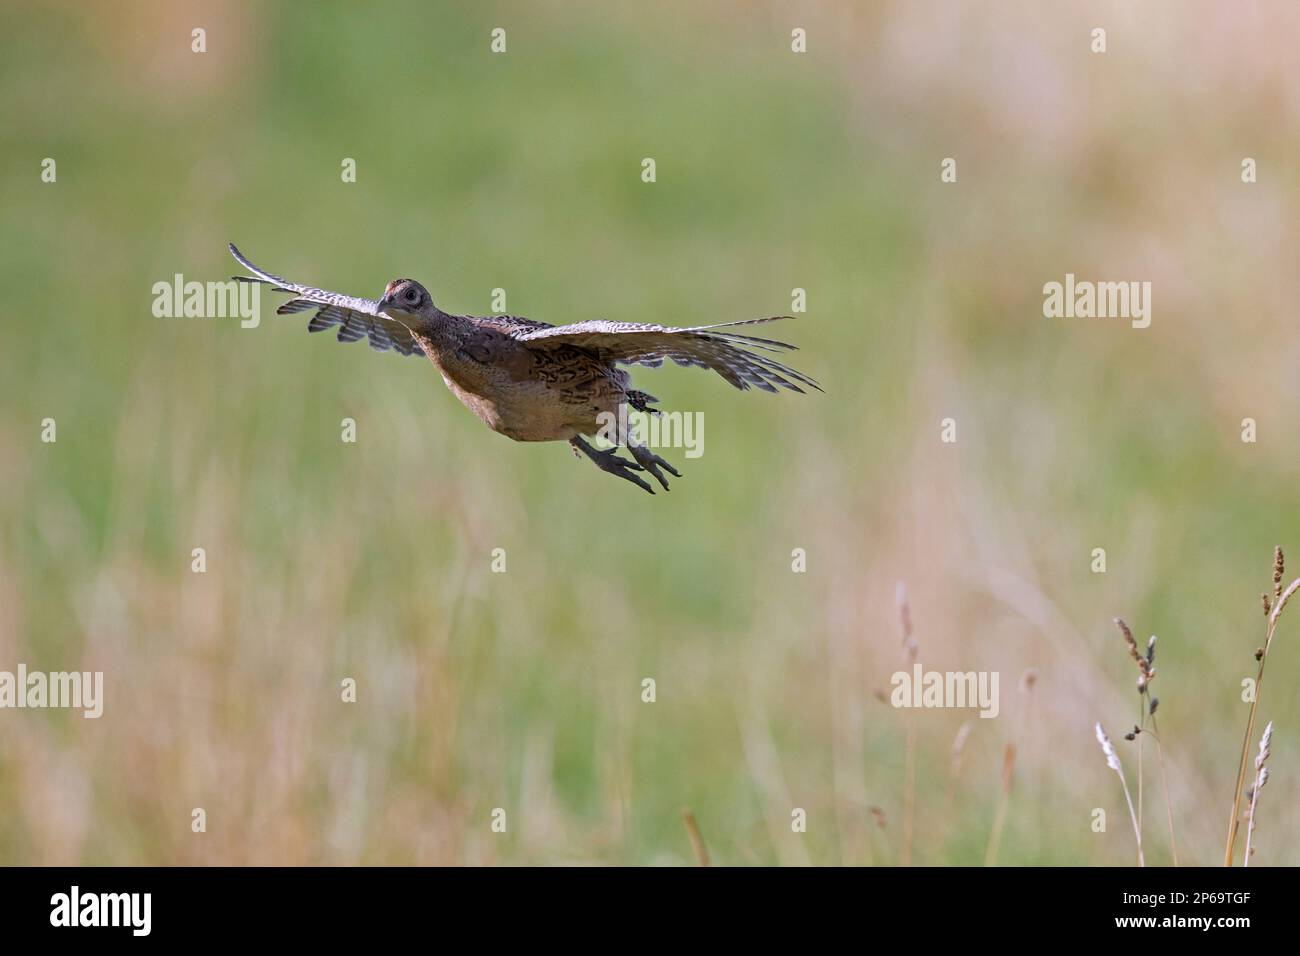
412 309 477 354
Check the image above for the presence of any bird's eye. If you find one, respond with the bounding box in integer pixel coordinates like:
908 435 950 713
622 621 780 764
405 288 419 303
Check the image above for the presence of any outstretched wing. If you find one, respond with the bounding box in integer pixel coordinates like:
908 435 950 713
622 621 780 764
512 317 820 393
228 243 425 357
469 313 556 337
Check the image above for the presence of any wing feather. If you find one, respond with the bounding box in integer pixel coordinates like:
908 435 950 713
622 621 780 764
229 243 425 358
513 317 820 393
276 298 318 316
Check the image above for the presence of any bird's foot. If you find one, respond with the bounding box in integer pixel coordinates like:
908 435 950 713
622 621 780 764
628 443 681 491
570 437 655 494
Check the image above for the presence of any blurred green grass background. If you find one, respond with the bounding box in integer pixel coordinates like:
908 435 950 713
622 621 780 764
3 0 1300 864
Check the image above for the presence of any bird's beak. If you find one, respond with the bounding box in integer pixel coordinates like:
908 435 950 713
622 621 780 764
377 294 392 313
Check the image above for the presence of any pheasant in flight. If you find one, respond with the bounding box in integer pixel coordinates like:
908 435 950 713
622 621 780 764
229 244 819 493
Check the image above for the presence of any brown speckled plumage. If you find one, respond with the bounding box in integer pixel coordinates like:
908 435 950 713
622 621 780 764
230 244 819 493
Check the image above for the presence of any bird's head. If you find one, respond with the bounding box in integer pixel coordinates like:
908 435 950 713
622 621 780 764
377 278 434 317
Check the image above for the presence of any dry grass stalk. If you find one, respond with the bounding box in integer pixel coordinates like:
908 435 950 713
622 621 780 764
937 721 972 856
1113 618 1179 866
1115 618 1155 841
1096 722 1144 866
1243 722 1272 867
983 743 1016 866
680 808 710 866
1146 694 1179 867
1224 547 1298 866
897 582 918 866
897 580 918 662
950 721 972 778
1115 618 1154 691
902 717 917 866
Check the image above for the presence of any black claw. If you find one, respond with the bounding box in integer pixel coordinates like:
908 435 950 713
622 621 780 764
627 446 681 491
606 458 653 494
571 438 656 494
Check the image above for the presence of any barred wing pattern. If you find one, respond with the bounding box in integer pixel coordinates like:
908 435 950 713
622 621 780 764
228 244 425 357
514 318 820 393
468 313 556 336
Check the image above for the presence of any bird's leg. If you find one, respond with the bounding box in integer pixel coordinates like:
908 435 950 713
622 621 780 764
618 408 680 491
627 440 681 492
569 436 654 495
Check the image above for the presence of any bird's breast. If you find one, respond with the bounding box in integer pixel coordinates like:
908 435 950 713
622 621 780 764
428 353 570 442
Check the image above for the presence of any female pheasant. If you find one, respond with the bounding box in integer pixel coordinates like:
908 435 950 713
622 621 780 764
229 244 819 493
